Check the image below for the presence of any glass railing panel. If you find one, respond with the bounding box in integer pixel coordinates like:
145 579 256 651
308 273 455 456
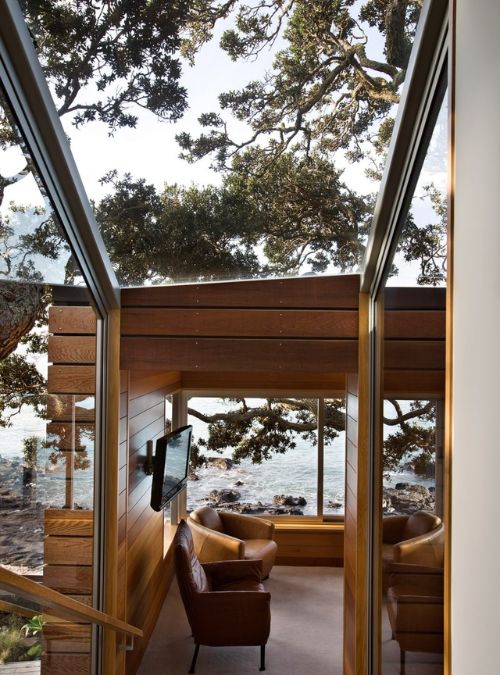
1 85 100 674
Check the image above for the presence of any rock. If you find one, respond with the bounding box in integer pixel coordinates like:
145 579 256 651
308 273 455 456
206 457 234 471
273 494 307 507
208 488 241 504
188 471 199 481
234 480 244 486
384 483 435 515
327 500 343 509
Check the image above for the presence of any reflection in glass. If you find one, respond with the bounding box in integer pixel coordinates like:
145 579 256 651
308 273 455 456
0 87 98 670
379 94 447 674
323 398 346 516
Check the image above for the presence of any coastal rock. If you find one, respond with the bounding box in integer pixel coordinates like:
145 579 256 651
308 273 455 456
208 488 241 504
384 483 435 515
206 457 234 471
188 471 199 481
273 494 307 507
234 480 244 486
327 500 343 510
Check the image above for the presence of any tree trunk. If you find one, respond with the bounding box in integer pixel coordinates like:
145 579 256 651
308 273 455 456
0 280 43 359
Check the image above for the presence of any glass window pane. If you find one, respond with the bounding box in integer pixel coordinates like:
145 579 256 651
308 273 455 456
187 396 318 516
323 397 346 516
0 85 100 670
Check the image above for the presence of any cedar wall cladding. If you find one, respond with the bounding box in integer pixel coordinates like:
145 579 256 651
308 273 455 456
123 370 180 675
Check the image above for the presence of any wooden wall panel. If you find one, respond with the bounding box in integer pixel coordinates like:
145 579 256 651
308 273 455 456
182 371 346 392
123 371 180 675
121 337 357 372
274 525 343 566
121 308 358 338
343 293 370 675
121 274 360 309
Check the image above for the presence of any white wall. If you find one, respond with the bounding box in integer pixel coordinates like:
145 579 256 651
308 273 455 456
452 2 500 672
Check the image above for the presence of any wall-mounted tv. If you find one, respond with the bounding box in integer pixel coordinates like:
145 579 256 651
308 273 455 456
150 425 193 512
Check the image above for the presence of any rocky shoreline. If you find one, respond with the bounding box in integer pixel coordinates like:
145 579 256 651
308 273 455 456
189 456 436 517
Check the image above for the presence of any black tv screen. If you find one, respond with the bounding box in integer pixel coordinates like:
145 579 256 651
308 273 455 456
150 425 193 512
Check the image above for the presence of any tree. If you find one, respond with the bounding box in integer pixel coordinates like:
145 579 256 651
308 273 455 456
23 0 191 131
1 0 195 425
178 0 422 169
188 397 345 468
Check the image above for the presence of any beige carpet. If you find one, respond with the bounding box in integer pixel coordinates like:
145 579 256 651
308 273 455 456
137 566 343 675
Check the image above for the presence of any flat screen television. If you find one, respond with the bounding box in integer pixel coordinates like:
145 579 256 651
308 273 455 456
150 425 193 512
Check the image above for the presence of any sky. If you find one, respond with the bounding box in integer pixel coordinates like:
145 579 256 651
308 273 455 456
0 2 447 287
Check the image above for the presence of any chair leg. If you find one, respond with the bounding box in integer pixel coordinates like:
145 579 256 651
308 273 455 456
189 643 200 674
259 644 266 671
400 648 406 675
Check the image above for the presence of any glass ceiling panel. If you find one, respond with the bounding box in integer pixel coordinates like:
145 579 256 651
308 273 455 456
0 86 81 287
19 1 422 287
386 95 448 287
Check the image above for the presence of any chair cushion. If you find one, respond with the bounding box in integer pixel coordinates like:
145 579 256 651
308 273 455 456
174 521 210 594
191 506 225 533
402 511 440 540
244 539 278 578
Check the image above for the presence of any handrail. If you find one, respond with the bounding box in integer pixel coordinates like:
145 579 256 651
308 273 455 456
0 566 142 639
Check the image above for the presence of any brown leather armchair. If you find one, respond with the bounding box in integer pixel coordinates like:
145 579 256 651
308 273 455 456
188 506 278 578
383 511 443 568
174 520 271 673
386 563 444 675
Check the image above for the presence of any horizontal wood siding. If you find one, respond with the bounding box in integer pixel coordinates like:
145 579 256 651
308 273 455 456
124 371 180 675
121 276 360 374
274 525 343 566
45 306 97 675
383 287 446 397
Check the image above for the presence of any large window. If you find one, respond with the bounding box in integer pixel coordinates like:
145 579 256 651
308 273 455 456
186 395 345 518
0 82 103 671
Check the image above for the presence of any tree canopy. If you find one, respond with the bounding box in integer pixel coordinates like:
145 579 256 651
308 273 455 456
178 0 422 169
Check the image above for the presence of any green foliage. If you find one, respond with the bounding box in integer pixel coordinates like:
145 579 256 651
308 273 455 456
0 613 36 664
383 400 436 476
0 354 46 428
24 0 192 132
22 615 44 659
189 397 345 467
22 435 39 470
178 0 422 168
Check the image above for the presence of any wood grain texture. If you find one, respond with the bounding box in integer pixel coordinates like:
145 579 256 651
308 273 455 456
384 287 446 310
122 274 360 309
45 537 93 566
384 370 445 397
41 653 91 674
181 371 346 392
49 336 96 364
48 366 96 394
49 306 97 334
121 307 358 338
121 337 358 372
274 526 343 566
385 340 446 370
385 310 446 338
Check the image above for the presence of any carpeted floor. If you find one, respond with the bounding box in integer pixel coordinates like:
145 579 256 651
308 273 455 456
137 566 344 675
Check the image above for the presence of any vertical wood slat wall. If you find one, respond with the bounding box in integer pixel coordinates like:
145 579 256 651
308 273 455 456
124 371 181 675
45 306 97 675
343 294 370 675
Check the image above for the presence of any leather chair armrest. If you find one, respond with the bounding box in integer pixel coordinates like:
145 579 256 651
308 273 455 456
394 525 444 567
202 559 263 583
219 512 275 540
382 515 409 544
188 519 245 562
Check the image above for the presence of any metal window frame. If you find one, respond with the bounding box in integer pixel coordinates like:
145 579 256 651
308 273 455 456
1 2 121 673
